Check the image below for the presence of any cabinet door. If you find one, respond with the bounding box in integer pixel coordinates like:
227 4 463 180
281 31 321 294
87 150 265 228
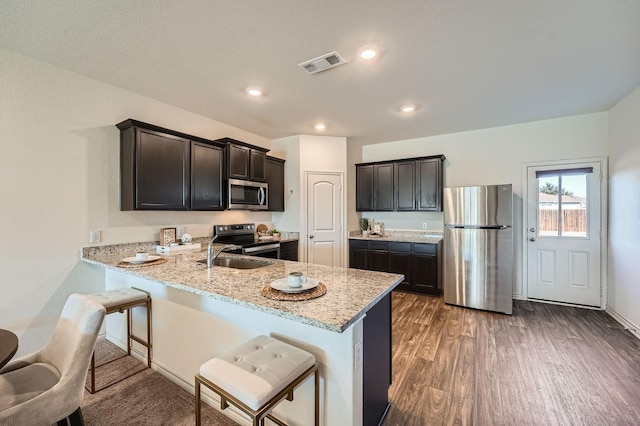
356 165 374 211
395 161 416 211
279 240 299 261
412 243 440 295
191 142 224 210
389 252 412 290
368 250 389 272
228 144 250 180
349 240 368 269
266 157 285 211
136 128 190 210
349 248 368 269
389 242 412 290
373 163 394 211
250 150 267 182
416 158 443 211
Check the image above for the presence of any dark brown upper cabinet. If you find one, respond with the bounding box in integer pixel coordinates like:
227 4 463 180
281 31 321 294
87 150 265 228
191 142 224 210
373 163 394 211
356 165 374 211
416 157 443 211
265 156 285 212
118 119 225 211
217 138 268 182
356 154 445 212
395 160 417 211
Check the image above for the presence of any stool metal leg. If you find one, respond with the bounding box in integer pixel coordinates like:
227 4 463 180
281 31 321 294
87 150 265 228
126 307 132 355
314 368 320 426
146 299 152 367
90 352 96 394
195 377 202 426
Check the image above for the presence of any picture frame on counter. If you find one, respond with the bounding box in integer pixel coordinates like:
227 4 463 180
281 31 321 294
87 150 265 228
160 227 177 247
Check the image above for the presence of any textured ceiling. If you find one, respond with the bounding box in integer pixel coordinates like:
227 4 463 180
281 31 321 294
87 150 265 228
1 0 639 145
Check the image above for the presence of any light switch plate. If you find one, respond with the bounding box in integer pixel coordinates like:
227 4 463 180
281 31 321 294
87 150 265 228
354 339 363 371
90 230 101 243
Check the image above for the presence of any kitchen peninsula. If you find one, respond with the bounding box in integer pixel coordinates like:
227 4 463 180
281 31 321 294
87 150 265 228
82 243 402 426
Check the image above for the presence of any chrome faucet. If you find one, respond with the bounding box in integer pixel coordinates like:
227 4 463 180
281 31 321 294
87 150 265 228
206 235 240 268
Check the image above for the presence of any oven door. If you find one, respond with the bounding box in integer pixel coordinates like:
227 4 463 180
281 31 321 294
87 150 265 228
228 179 268 210
242 243 280 259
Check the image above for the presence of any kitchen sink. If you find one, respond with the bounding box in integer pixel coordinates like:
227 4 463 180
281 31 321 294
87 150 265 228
197 257 275 269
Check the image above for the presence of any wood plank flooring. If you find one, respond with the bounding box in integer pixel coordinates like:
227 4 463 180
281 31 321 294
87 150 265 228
384 292 640 426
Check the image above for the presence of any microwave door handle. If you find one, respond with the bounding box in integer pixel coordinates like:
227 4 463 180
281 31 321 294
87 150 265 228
258 187 265 205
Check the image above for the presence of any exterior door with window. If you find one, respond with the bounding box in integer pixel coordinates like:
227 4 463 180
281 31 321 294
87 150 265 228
526 162 602 306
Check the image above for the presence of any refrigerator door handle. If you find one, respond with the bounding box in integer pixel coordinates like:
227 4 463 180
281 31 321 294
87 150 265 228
445 225 511 229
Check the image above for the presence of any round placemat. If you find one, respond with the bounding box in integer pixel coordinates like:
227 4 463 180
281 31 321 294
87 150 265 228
262 282 327 301
117 258 168 268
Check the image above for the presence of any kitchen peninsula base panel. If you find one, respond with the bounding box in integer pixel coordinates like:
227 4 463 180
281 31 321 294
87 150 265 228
102 269 376 426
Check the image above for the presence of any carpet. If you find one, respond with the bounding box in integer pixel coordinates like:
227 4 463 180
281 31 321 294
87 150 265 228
81 339 240 426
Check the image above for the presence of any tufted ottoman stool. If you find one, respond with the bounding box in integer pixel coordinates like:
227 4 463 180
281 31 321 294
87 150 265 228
195 335 319 426
86 287 152 393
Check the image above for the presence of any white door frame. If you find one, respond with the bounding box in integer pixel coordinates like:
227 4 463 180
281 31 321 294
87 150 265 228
521 156 608 309
303 170 346 266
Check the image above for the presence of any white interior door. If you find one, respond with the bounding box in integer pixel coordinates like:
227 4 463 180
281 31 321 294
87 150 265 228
306 172 342 267
526 161 602 306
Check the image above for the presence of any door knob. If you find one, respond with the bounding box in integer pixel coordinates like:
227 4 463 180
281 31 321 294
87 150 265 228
309 235 315 239
529 228 535 232
529 237 536 242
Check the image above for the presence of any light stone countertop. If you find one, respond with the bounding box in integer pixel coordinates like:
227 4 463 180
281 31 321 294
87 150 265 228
349 230 443 244
81 243 402 333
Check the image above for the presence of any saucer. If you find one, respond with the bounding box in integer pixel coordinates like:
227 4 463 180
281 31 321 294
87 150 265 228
122 255 161 264
270 277 319 293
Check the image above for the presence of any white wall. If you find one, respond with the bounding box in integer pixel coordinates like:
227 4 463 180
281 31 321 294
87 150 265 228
608 84 640 334
356 113 609 296
0 48 273 355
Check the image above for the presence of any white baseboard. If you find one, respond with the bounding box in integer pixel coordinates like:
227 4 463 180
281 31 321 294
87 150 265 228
605 307 640 340
103 334 251 426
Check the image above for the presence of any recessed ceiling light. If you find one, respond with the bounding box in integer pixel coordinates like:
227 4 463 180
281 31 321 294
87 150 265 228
314 123 326 131
246 87 263 97
401 104 416 113
360 49 377 60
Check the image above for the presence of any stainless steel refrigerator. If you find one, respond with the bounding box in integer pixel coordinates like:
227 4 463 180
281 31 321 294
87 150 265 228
443 184 513 314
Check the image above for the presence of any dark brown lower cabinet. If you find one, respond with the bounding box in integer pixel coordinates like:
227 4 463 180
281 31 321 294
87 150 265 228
279 240 298 261
349 240 368 269
349 238 442 295
389 242 412 291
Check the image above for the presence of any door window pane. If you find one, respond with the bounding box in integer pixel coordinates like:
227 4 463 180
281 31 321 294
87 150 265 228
538 177 559 236
560 174 587 237
538 174 588 238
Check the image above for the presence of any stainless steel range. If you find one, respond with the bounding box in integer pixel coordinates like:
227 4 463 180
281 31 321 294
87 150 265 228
213 224 280 258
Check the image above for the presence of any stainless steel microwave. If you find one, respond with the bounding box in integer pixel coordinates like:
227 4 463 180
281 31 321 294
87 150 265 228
228 179 268 210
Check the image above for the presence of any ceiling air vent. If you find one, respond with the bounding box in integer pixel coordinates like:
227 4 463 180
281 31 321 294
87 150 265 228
298 51 346 75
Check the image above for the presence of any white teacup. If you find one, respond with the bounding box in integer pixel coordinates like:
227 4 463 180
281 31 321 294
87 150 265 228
288 272 306 288
136 252 149 261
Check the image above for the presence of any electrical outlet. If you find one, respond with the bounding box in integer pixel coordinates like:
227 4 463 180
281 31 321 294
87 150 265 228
354 339 363 371
89 230 101 243
422 222 428 230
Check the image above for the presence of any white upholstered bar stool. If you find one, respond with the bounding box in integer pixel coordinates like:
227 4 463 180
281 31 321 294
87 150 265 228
195 335 319 426
86 287 152 393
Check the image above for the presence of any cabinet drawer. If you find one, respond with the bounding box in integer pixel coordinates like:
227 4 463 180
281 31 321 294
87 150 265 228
349 239 367 249
413 243 437 255
390 242 411 253
368 240 390 251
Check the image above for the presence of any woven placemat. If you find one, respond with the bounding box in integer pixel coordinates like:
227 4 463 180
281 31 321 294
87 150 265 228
116 258 168 268
262 282 327 301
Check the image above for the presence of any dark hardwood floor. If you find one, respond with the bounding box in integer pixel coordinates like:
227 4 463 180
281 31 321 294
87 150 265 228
384 292 640 426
